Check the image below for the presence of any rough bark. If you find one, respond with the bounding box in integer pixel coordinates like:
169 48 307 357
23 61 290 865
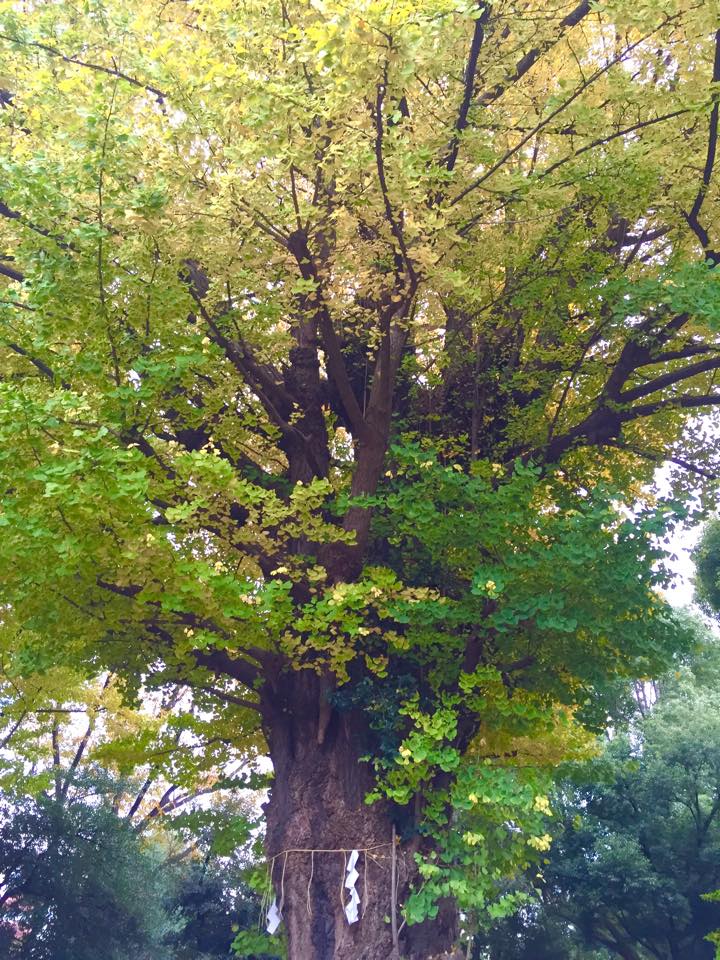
262 671 457 960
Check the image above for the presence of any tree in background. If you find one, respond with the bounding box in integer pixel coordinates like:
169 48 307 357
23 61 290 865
1 1 720 956
167 800 280 960
474 623 720 960
0 780 276 960
693 519 720 618
0 659 260 827
693 518 720 960
0 664 270 959
0 787 182 960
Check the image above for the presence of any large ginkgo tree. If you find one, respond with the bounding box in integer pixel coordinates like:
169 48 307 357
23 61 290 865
0 1 719 957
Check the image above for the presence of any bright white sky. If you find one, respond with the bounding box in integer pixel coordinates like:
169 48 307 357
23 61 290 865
663 519 700 608
654 457 700 608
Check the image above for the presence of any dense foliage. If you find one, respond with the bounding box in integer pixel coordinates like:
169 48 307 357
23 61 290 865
0 777 269 960
1 0 719 955
0 666 269 958
475 625 720 960
0 789 179 960
694 518 720 617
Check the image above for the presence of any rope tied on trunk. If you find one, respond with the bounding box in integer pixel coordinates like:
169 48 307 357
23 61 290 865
264 839 397 934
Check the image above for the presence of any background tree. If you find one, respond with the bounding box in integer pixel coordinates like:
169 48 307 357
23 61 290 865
167 799 280 960
693 518 720 617
0 787 182 960
474 622 720 960
1 1 720 957
0 657 260 826
0 661 270 958
0 781 274 960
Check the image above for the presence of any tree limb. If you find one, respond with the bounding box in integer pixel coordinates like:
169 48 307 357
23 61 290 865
444 4 491 173
287 229 367 437
454 21 677 210
474 0 593 108
605 440 720 481
622 392 720 419
59 676 111 800
5 341 69 386
372 71 417 285
0 198 77 251
193 647 264 691
540 108 693 182
619 355 720 404
0 260 24 282
183 681 262 713
0 32 167 104
683 28 720 264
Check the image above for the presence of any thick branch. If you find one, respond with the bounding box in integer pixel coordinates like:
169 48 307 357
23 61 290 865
541 391 720 465
540 108 692 182
141 785 218 824
683 29 720 263
454 23 674 209
333 319 412 576
94 577 269 692
373 74 416 284
51 718 62 801
287 230 367 437
125 773 155 821
183 265 298 438
474 0 592 108
0 710 27 750
605 440 720 481
646 343 720 364
193 647 263 691
184 681 262 713
444 4 491 173
0 198 76 251
619 355 720 403
201 309 295 431
59 675 112 800
622 392 720 419
0 261 24 282
5 341 70 387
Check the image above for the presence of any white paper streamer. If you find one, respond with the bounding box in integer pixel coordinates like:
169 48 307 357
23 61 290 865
266 897 282 935
344 849 361 924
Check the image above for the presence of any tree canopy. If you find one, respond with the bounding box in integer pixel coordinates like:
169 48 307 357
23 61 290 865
1 1 720 957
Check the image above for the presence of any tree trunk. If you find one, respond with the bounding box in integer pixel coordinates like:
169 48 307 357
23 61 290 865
263 672 457 960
